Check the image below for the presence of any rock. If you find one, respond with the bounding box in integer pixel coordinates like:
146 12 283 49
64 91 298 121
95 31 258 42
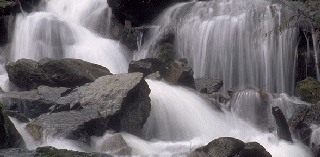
107 0 188 26
164 58 195 89
195 77 223 94
26 109 107 146
0 148 34 157
97 134 132 155
272 106 293 142
0 102 26 149
58 72 151 136
236 142 271 157
3 110 29 123
128 58 167 77
5 58 112 90
289 103 320 125
35 146 112 157
297 77 320 104
156 43 175 63
1 88 64 119
195 137 245 157
207 92 228 103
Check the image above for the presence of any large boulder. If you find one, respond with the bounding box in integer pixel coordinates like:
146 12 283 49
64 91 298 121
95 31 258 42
164 58 195 89
0 102 26 149
58 72 151 136
297 77 320 104
195 137 245 157
2 86 70 119
128 58 167 77
26 109 107 146
195 76 223 94
5 58 112 90
290 103 320 125
107 0 188 26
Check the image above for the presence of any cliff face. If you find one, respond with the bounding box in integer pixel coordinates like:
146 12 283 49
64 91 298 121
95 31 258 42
107 0 188 26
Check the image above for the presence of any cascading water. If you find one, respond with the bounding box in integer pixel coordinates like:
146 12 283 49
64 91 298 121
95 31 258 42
9 0 129 74
3 0 317 156
135 0 298 94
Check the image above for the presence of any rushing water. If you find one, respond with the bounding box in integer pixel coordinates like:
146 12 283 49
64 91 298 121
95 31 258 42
2 0 317 156
134 0 298 94
9 0 129 74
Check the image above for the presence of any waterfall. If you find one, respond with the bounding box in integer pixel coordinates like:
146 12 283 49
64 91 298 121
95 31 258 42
135 0 298 94
9 0 129 74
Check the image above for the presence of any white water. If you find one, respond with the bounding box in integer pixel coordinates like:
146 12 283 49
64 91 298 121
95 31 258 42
10 80 313 156
9 0 129 74
135 0 298 94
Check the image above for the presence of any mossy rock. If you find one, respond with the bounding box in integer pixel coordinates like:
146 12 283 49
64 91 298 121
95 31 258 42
297 77 320 104
157 43 174 63
35 146 110 157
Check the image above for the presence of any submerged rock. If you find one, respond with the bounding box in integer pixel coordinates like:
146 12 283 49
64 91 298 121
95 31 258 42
297 77 320 104
0 102 26 149
164 58 195 89
5 58 112 90
96 134 132 155
26 109 107 146
58 72 151 136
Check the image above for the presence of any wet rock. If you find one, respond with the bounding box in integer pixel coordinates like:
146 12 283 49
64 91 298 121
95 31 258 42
195 137 245 157
272 106 293 142
58 72 151 136
5 58 111 90
26 109 107 146
1 87 68 118
164 58 195 89
128 58 167 77
195 76 223 94
289 103 320 125
3 110 29 123
297 77 320 104
35 146 112 157
107 0 188 26
0 102 26 149
0 148 34 157
97 134 132 155
236 142 272 157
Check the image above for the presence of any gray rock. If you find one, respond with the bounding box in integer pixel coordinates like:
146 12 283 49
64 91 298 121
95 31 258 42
164 58 195 89
26 109 107 146
195 137 245 157
0 103 26 149
235 142 271 157
1 86 70 118
195 76 223 93
128 58 167 77
5 58 112 90
57 72 151 136
0 148 34 157
97 134 132 155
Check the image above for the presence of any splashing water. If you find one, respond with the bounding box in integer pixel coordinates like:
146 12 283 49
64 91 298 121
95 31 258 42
135 0 298 94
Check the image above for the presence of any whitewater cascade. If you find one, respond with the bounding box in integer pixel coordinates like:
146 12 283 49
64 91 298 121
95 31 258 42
135 0 298 94
9 0 129 74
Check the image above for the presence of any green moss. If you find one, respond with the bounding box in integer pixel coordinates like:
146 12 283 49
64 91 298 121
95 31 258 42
298 77 320 104
35 146 100 157
157 43 174 63
0 0 14 8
